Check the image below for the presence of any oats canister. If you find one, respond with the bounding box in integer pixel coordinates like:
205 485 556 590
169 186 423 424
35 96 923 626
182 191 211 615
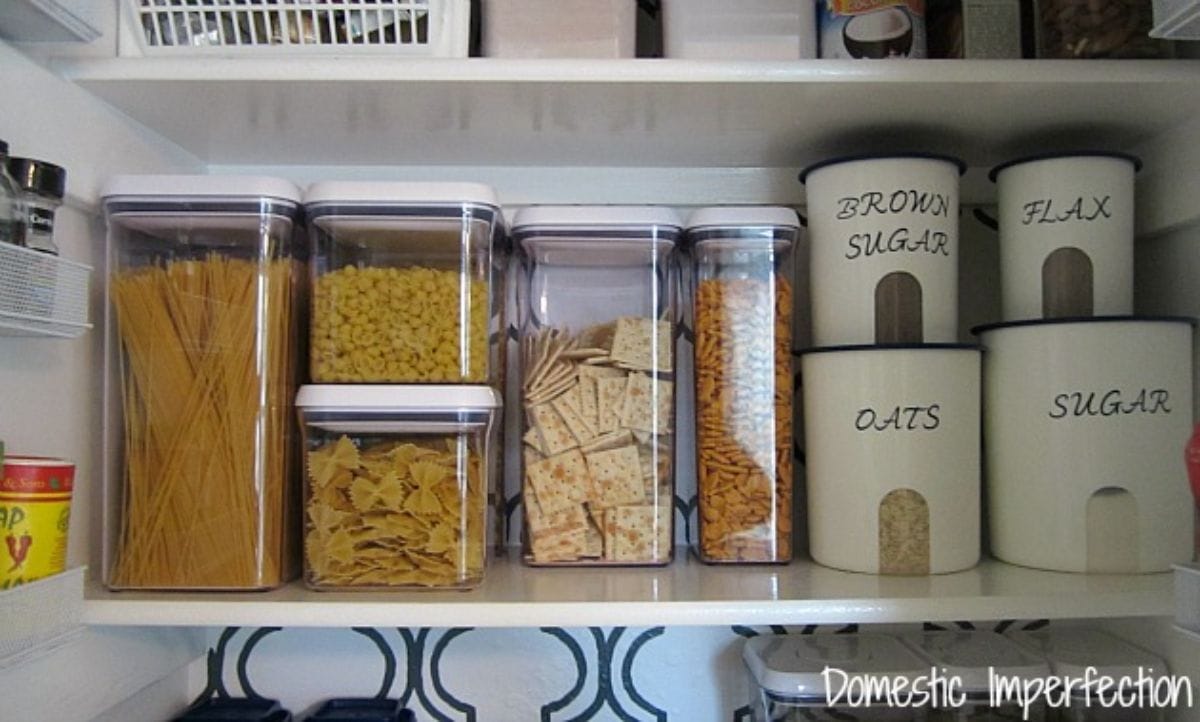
304 182 505 385
513 206 680 566
801 153 965 347
802 344 981 575
686 206 799 564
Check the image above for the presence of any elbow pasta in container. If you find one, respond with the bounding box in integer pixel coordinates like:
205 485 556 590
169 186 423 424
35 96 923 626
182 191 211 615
687 207 798 564
304 182 505 385
295 385 501 590
513 206 681 566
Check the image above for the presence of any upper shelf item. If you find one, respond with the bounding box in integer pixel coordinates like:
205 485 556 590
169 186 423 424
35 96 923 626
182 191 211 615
660 0 817 59
481 0 636 58
120 0 470 57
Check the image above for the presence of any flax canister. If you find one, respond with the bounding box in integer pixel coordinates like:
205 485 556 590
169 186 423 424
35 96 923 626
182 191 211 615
991 151 1140 321
1 456 74 589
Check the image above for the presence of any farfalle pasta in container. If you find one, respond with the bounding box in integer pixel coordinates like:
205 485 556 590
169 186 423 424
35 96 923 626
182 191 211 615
295 385 501 590
512 206 681 566
304 182 505 385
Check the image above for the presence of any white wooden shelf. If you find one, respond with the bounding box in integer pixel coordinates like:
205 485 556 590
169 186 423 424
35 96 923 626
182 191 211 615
82 554 1173 629
59 58 1200 170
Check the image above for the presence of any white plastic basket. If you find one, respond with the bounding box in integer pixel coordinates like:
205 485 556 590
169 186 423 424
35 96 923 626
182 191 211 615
1150 0 1200 39
120 0 470 57
0 567 85 668
0 243 91 338
1177 562 1200 636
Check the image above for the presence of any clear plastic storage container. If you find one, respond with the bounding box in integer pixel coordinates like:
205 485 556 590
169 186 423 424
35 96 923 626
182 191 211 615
1009 629 1170 722
743 634 931 720
101 175 304 590
304 182 504 385
295 385 500 590
480 0 637 58
687 207 799 564
899 631 1050 721
513 206 680 566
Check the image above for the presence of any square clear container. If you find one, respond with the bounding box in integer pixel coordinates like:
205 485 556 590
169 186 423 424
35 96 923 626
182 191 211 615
480 0 637 58
512 206 681 566
744 634 931 720
1008 629 1170 722
898 631 1050 721
295 385 501 590
100 175 304 590
687 207 799 565
304 182 505 385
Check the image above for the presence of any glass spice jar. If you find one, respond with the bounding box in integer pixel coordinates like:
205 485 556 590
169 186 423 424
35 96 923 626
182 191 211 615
7 157 66 255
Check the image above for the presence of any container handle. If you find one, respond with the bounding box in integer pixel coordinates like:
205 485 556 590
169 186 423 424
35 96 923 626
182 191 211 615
972 208 998 231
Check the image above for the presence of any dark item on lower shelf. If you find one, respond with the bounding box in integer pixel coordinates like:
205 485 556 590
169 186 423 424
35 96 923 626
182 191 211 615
305 698 413 721
174 697 292 722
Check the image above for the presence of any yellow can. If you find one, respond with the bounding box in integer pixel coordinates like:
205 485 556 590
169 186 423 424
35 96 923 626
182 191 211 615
1 456 74 589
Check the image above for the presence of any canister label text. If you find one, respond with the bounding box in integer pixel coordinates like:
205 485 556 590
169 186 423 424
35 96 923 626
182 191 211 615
855 405 941 431
1021 196 1112 225
1048 388 1170 419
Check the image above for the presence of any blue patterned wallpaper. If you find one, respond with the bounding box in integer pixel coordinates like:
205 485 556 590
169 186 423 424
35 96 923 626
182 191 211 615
189 621 1051 721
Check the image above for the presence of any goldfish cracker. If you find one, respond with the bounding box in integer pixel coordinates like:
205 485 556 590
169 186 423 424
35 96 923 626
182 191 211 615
311 265 489 383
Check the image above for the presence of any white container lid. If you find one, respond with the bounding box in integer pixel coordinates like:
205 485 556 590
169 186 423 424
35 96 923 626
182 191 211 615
303 181 499 208
898 631 1050 692
685 206 800 231
743 634 929 700
511 205 682 232
296 385 501 412
101 175 302 204
1008 629 1168 684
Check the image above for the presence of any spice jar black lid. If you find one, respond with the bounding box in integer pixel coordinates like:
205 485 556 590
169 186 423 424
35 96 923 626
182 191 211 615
7 157 66 200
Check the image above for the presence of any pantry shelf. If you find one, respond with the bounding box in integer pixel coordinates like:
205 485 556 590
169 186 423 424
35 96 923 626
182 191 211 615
58 57 1200 171
82 554 1173 629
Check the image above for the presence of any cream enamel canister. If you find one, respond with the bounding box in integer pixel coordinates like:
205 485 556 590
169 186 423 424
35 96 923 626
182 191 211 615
990 151 1139 321
976 317 1194 573
802 344 981 575
801 153 965 347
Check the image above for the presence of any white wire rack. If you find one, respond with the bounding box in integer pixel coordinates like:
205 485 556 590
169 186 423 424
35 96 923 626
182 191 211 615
0 243 92 339
122 0 470 56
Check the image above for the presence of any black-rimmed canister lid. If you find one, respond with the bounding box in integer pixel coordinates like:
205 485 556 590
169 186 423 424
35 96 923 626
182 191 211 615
795 342 981 356
7 157 66 200
971 315 1196 335
799 152 968 184
988 151 1142 182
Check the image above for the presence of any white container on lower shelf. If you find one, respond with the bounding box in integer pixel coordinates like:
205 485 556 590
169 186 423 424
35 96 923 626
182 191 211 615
1176 562 1200 636
0 242 91 338
0 566 85 667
